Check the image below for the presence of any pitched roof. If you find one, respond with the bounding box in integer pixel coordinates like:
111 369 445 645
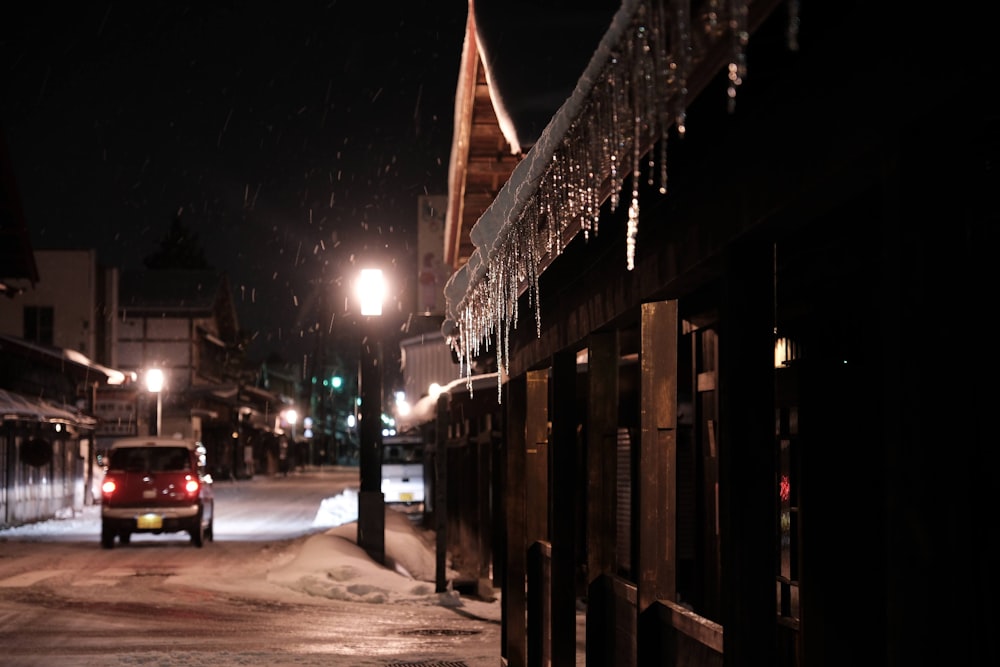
472 0 621 155
0 333 129 386
119 269 228 314
118 269 240 341
0 388 96 426
443 0 784 377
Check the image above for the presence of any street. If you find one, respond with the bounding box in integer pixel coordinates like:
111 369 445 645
0 468 502 666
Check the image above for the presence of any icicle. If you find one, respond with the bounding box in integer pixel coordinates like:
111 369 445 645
652 0 670 195
450 0 780 404
705 0 722 35
607 59 621 213
627 193 639 271
659 139 668 195
627 11 645 273
786 0 800 52
726 0 749 113
671 0 691 136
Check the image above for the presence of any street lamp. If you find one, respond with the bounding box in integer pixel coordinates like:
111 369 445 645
281 407 299 430
356 267 386 565
146 368 165 436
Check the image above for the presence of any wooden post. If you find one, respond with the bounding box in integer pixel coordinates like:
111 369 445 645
551 348 578 666
504 373 529 667
638 300 678 611
587 330 619 582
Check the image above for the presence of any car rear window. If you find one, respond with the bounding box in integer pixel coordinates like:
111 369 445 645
383 443 423 464
109 446 191 472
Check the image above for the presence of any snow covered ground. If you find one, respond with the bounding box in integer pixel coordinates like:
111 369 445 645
0 476 501 623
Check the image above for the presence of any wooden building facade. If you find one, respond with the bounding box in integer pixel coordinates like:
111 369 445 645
441 1 993 665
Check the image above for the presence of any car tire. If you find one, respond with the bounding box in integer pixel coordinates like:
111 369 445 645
205 517 214 542
101 523 115 549
190 515 204 548
119 532 131 545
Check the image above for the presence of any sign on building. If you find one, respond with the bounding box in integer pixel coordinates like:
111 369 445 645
94 388 139 437
417 194 449 315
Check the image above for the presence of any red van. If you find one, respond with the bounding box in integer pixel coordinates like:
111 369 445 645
100 437 214 548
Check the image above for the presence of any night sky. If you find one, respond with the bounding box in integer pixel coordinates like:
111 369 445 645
1 1 468 364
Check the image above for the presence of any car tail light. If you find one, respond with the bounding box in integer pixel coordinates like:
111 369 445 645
184 478 200 495
101 479 117 495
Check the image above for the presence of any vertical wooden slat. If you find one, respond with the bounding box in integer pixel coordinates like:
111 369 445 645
718 241 776 664
525 370 549 544
551 348 578 666
504 373 528 667
638 300 678 612
477 415 493 588
434 392 449 593
525 369 550 666
587 330 619 583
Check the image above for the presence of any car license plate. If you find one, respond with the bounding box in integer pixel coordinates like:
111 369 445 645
137 513 163 529
400 492 413 502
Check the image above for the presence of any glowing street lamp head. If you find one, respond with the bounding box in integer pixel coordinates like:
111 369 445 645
357 268 386 317
146 368 165 393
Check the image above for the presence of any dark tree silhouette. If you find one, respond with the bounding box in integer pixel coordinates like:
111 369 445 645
143 209 210 270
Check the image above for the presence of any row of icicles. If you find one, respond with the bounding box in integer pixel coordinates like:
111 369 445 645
452 0 800 400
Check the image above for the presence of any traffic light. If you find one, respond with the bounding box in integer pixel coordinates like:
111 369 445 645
315 375 344 390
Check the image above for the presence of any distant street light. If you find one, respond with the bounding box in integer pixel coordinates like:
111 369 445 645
145 368 165 436
356 267 386 565
281 406 300 438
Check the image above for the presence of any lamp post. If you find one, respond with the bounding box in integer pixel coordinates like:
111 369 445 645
146 368 165 436
356 268 386 565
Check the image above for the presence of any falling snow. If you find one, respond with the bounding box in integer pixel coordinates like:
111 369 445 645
1 1 468 364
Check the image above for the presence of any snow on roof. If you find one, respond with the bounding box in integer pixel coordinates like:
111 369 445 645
0 387 96 426
0 333 129 385
395 372 499 431
472 0 621 155
443 0 770 393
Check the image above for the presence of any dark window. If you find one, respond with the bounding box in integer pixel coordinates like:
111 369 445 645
24 306 54 345
109 446 190 472
382 442 423 464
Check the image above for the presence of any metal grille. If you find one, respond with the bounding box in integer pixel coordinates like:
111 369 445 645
397 629 481 636
616 427 632 575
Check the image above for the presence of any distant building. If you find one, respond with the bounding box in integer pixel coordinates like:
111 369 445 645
111 268 248 475
0 249 118 366
1 142 126 526
117 268 240 391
